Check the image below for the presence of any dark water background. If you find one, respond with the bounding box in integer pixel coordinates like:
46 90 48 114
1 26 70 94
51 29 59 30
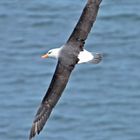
0 0 140 140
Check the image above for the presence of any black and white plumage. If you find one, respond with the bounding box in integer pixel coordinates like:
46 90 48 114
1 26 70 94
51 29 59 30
29 0 102 139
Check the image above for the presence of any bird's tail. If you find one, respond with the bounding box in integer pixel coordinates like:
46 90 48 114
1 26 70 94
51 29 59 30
90 53 102 64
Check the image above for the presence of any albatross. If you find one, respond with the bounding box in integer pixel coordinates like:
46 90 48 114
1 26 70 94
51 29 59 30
29 0 102 139
41 47 102 64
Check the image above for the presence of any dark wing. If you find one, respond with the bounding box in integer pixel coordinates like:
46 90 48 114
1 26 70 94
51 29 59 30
66 0 102 48
29 61 74 139
29 0 102 139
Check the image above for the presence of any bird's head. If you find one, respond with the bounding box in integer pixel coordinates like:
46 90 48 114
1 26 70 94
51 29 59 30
41 48 60 59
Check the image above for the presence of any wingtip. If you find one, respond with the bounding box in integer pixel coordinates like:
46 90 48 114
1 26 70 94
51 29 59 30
29 103 52 139
89 0 102 4
94 0 102 6
29 133 33 140
29 123 37 140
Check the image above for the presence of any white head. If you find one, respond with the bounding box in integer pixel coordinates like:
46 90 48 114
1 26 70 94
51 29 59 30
41 48 61 59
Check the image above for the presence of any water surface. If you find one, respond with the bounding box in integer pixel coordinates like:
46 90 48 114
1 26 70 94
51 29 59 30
0 0 140 140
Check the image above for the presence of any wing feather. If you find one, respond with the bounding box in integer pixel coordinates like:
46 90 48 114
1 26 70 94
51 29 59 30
29 61 74 139
66 0 102 47
29 0 102 139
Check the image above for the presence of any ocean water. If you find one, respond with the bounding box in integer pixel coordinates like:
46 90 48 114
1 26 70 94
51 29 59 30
0 0 140 140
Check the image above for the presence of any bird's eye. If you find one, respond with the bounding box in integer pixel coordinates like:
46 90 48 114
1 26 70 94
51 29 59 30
48 51 52 54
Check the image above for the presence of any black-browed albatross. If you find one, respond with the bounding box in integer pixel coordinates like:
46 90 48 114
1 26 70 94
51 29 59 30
29 0 102 139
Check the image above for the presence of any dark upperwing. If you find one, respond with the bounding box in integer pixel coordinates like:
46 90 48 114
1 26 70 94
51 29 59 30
29 0 102 139
66 0 102 48
29 61 73 139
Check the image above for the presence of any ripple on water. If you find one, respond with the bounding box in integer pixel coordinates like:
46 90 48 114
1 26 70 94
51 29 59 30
0 1 140 140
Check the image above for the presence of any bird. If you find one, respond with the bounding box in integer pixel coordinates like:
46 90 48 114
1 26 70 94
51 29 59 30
41 47 102 64
29 0 102 139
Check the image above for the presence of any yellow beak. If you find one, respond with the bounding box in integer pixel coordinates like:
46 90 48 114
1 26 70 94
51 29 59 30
41 53 48 58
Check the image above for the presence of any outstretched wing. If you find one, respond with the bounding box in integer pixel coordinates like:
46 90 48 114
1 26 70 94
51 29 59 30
29 61 74 139
29 0 102 139
66 0 102 48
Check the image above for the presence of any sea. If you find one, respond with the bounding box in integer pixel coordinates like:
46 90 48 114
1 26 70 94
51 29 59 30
0 0 140 140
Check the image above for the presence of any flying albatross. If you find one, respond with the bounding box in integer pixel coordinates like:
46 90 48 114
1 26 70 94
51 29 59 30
29 0 102 139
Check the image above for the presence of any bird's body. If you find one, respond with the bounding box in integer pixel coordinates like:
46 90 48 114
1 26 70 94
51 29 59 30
43 47 102 64
29 0 102 139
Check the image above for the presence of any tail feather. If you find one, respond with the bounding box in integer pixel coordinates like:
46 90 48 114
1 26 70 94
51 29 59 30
90 53 102 64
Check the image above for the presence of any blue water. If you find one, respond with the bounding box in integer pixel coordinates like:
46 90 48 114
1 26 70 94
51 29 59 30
0 0 140 140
